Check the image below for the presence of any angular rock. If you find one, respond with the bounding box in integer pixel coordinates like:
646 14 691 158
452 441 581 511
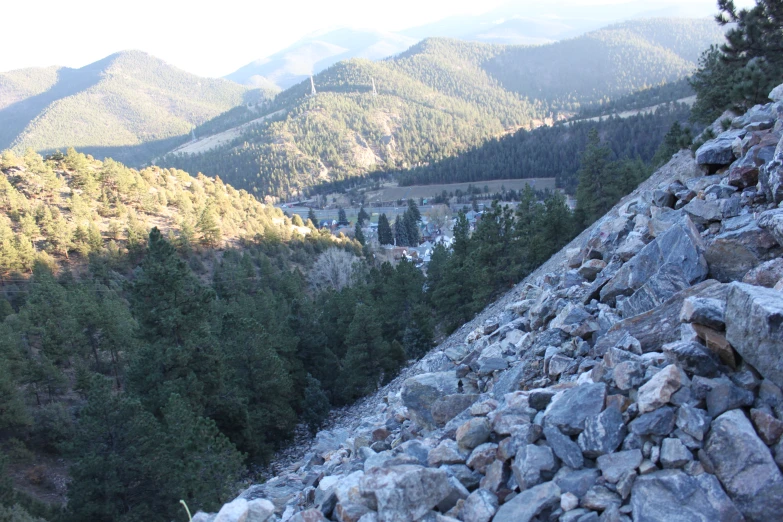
581 485 621 511
742 258 783 288
554 467 600 498
660 438 693 468
680 297 725 330
579 259 608 282
613 361 645 391
335 502 372 522
578 405 627 458
432 394 479 427
770 83 783 102
428 440 467 467
544 383 606 435
706 377 754 417
705 409 783 522
676 404 712 441
631 470 743 522
683 197 741 225
466 443 498 474
512 444 555 490
706 222 779 283
663 341 720 377
620 263 692 318
479 459 508 492
601 217 707 306
436 476 470 513
529 388 557 411
289 509 328 522
456 418 491 451
725 282 783 388
750 408 783 445
544 423 584 469
629 407 676 437
492 481 561 522
360 465 452 522
597 449 643 483
695 129 745 166
491 412 530 436
461 489 497 522
401 372 459 429
637 365 683 414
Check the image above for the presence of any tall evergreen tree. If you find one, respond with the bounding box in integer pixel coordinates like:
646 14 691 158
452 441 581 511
575 129 612 228
307 207 318 225
377 214 393 245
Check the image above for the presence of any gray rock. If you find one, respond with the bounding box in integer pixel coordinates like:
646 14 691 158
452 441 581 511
581 485 621 511
544 383 607 435
466 443 498 474
401 372 459 429
529 388 557 411
620 263 692 318
431 394 480 427
629 407 676 437
637 364 683 414
544 423 584 469
492 481 561 522
770 83 783 102
215 498 276 522
613 360 645 390
554 468 600 498
683 198 741 225
289 509 329 522
441 464 482 490
578 405 627 458
360 465 452 522
705 377 754 417
456 418 491 451
631 470 743 522
598 449 643 483
663 341 721 377
601 217 707 306
579 259 608 282
705 409 783 522
725 282 783 388
428 439 467 467
461 489 497 522
705 222 779 283
436 476 470 513
335 502 372 522
679 297 725 330
512 443 555 490
653 189 675 208
696 129 746 166
660 438 693 468
676 404 712 441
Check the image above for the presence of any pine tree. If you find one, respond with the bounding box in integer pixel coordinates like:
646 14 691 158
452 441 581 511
357 207 369 226
575 129 612 228
302 374 331 434
197 202 221 248
337 207 348 226
308 208 318 225
393 215 409 246
354 222 365 245
377 213 393 245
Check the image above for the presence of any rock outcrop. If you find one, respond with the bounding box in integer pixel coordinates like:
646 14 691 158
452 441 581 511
197 84 783 522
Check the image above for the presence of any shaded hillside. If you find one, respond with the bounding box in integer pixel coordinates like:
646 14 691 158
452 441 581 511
0 51 254 166
160 19 722 199
485 18 725 111
395 102 693 191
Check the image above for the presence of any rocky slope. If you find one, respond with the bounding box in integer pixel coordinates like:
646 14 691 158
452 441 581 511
197 83 783 522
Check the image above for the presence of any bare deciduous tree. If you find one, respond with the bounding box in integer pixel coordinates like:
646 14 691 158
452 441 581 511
309 248 359 292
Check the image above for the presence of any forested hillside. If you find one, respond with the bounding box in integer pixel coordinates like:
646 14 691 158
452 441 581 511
159 18 722 198
0 52 255 166
395 102 693 191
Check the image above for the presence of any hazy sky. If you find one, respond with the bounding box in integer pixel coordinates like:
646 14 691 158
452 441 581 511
1 0 750 78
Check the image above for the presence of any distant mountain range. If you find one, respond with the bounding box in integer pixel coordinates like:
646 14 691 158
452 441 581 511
0 51 259 165
160 18 725 198
225 0 724 90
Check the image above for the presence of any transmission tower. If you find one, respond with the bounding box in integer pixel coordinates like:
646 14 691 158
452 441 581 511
310 75 317 96
372 77 378 97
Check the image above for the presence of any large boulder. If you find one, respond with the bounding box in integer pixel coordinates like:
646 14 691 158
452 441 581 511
601 216 707 307
401 372 459 429
359 465 451 522
725 282 783 388
705 221 780 282
544 383 606 435
757 208 783 246
695 129 746 166
705 410 783 522
631 470 743 522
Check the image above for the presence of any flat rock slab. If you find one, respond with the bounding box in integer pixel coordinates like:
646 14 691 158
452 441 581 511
544 382 606 435
492 481 561 522
631 470 743 522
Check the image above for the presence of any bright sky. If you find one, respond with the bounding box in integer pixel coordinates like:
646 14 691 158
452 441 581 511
1 0 752 78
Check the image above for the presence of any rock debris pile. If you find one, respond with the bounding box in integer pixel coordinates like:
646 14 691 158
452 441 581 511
197 85 783 522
